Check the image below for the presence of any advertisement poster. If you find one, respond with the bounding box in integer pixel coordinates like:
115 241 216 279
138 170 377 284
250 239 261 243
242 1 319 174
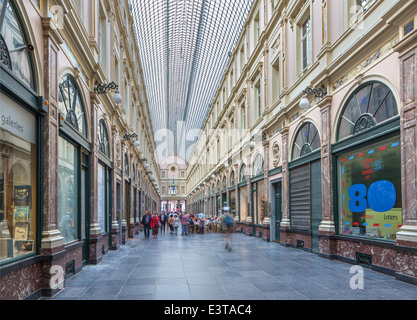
339 136 402 240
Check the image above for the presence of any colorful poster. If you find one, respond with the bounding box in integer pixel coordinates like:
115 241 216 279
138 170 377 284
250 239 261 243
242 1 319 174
339 135 402 240
14 206 29 222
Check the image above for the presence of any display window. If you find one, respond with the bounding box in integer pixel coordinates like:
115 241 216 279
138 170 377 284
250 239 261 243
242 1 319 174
337 135 402 240
238 187 248 222
58 137 79 244
0 94 37 262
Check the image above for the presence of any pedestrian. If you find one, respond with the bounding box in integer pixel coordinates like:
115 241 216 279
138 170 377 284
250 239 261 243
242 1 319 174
180 212 190 236
173 214 180 235
220 208 235 251
142 211 151 239
168 214 174 234
199 217 205 234
159 212 166 233
151 212 160 239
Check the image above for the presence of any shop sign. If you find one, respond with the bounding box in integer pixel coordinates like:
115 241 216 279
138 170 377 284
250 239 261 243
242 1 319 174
0 93 36 144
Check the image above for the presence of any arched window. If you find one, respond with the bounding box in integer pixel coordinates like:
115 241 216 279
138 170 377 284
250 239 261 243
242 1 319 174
124 153 129 175
230 170 235 187
252 153 264 176
98 119 110 157
337 81 398 141
222 176 227 191
0 0 35 89
59 75 87 138
239 164 247 183
292 122 320 160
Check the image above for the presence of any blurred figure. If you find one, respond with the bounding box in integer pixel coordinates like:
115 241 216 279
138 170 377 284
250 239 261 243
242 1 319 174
159 212 166 233
151 212 160 239
168 214 174 234
173 214 180 235
220 205 235 251
141 211 151 239
180 212 190 236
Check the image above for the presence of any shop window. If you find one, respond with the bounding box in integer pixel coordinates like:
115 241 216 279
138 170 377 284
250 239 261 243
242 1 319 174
292 122 321 160
230 170 235 187
0 0 35 89
58 75 87 138
337 135 402 240
58 137 79 244
337 82 398 141
0 95 37 262
252 153 264 176
98 119 110 157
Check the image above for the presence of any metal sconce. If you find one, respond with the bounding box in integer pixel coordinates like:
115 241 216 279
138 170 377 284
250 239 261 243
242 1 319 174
94 81 123 105
299 86 327 109
123 133 140 147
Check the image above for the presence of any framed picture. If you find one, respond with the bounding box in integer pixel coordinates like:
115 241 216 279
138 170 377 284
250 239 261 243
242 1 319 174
14 186 31 203
14 206 29 222
14 225 28 240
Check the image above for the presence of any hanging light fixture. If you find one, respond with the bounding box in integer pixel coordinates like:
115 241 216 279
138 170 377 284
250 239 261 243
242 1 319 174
299 86 327 109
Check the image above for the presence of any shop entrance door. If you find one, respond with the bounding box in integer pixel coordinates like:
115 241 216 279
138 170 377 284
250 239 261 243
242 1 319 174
310 160 322 254
116 181 122 245
81 153 90 264
274 182 282 243
125 181 130 237
251 183 257 236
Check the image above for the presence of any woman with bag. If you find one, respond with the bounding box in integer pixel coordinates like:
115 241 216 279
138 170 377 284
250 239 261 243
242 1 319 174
168 214 174 234
151 212 160 239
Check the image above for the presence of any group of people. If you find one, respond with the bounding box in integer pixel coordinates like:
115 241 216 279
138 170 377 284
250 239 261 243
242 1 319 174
140 209 236 251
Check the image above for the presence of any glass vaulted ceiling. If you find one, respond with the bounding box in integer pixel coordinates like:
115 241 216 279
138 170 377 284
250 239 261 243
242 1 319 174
129 0 254 161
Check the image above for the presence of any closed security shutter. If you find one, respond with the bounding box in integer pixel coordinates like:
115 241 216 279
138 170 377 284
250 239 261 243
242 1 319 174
310 160 322 253
290 164 311 230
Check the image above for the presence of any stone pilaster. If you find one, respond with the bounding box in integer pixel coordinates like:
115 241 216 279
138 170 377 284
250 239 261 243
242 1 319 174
394 29 417 246
40 17 64 255
110 125 120 250
88 91 103 263
318 96 335 235
280 127 290 230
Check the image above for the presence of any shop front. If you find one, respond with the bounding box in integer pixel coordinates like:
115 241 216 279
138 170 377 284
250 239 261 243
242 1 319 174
287 121 322 253
58 74 91 265
323 80 409 273
0 0 42 274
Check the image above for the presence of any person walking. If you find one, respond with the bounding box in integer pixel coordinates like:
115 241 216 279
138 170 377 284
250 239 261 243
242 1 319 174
168 214 174 234
151 212 160 239
180 212 190 236
142 211 151 239
159 212 166 233
221 207 235 251
173 214 180 235
199 217 205 234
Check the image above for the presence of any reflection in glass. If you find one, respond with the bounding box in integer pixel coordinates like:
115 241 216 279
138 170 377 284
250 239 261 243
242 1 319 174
0 128 36 262
0 0 34 89
292 122 320 160
338 135 402 240
239 186 248 222
338 82 398 141
58 137 79 243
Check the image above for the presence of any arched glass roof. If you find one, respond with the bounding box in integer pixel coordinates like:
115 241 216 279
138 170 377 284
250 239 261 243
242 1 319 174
129 0 254 160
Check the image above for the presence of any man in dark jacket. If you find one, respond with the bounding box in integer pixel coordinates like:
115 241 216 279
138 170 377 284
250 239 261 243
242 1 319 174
142 211 151 239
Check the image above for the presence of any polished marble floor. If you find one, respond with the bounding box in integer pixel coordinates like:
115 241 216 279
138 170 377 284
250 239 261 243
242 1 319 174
43 229 417 300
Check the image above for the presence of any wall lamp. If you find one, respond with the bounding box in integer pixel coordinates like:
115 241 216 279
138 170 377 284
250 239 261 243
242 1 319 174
94 81 123 105
299 86 327 109
123 133 140 147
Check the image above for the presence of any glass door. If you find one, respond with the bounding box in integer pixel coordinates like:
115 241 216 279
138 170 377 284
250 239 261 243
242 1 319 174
81 152 89 264
274 182 282 243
